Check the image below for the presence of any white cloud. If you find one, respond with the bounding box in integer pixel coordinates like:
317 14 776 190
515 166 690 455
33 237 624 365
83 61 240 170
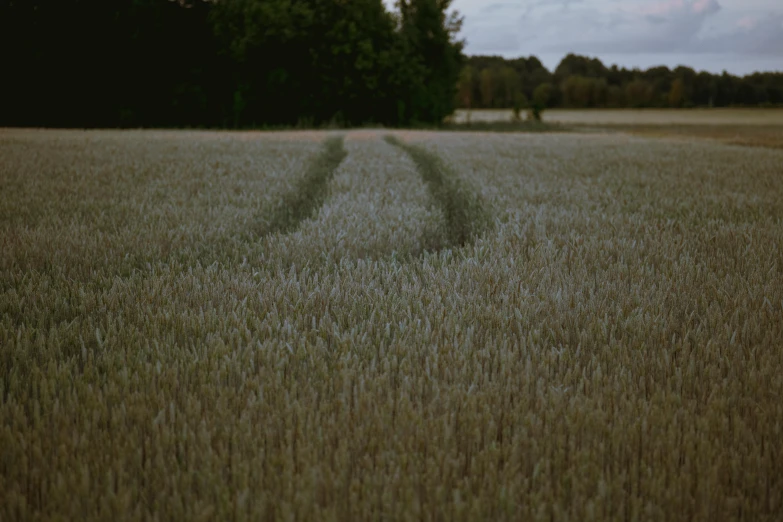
550 0 725 54
693 13 783 55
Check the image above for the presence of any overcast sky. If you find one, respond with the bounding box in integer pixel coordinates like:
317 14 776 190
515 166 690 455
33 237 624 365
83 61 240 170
395 0 783 75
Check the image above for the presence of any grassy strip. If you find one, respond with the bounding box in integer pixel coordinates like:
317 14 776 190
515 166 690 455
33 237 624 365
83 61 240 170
600 123 783 150
262 136 347 235
440 120 567 133
385 135 491 248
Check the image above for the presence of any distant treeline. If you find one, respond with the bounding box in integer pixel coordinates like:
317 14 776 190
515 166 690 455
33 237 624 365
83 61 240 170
0 0 463 128
460 54 783 110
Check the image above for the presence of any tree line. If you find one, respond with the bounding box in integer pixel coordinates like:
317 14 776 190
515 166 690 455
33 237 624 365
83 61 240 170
3 0 780 129
460 54 783 111
0 0 463 128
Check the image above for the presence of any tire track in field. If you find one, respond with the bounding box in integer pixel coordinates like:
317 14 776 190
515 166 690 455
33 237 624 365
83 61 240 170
260 135 347 236
384 135 492 250
259 134 444 270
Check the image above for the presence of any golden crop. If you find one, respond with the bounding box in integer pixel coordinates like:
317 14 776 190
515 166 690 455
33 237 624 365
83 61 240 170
1 128 781 521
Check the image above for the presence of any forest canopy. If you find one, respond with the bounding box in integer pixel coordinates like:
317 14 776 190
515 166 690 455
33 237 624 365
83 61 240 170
0 0 464 128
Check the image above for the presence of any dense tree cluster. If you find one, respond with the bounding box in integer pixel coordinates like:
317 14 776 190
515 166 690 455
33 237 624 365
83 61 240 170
461 54 783 110
0 0 463 128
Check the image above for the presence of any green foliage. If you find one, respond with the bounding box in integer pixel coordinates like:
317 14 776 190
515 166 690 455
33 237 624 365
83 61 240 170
533 83 554 108
500 66 521 108
459 53 783 110
394 0 465 125
456 65 476 123
3 0 780 128
669 78 685 108
626 79 655 108
560 75 609 108
0 0 464 128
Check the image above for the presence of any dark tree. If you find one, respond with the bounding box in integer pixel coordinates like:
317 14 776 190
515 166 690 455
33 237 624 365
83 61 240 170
394 0 465 125
0 0 466 128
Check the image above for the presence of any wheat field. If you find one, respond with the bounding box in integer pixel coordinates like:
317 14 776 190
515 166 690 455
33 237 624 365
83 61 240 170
1 128 782 521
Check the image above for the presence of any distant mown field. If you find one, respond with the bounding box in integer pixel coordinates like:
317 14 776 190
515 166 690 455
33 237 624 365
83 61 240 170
454 108 783 126
2 128 782 521
453 108 783 149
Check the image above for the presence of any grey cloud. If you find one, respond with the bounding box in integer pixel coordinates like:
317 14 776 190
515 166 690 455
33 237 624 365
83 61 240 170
693 14 783 55
481 0 586 19
645 15 668 24
565 5 783 56
456 0 782 72
481 3 519 14
468 26 526 53
533 0 768 56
